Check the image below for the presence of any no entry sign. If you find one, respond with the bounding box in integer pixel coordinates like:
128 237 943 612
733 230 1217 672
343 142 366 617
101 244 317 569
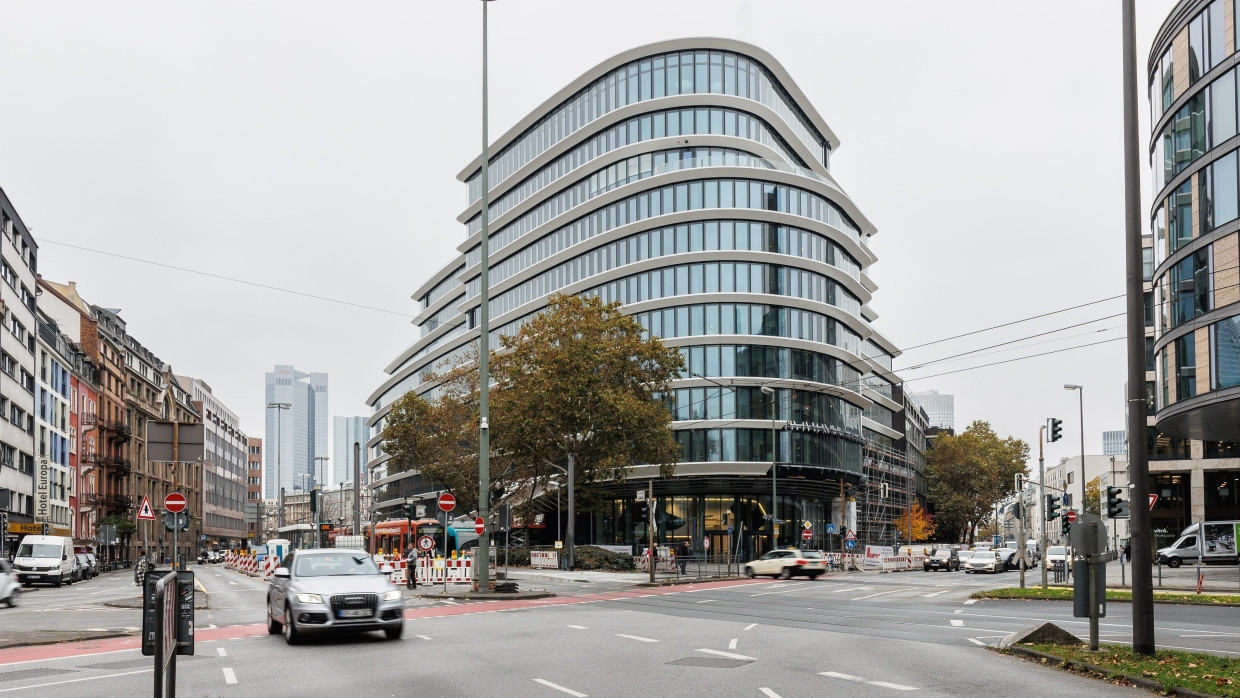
474 517 485 535
801 529 812 541
1065 510 1078 523
438 493 456 513
164 492 187 513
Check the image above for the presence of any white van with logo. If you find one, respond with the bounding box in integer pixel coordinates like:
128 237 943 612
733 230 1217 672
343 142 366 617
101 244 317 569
14 535 75 587
1156 521 1239 567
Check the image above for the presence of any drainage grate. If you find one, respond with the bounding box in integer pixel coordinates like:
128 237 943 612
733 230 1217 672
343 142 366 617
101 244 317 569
0 668 75 683
666 657 752 669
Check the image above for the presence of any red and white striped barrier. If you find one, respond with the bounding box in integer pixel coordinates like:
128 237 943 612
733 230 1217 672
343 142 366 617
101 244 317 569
261 555 279 580
530 551 559 569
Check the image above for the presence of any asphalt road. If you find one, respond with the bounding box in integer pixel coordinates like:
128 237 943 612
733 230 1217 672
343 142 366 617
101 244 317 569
0 566 1236 696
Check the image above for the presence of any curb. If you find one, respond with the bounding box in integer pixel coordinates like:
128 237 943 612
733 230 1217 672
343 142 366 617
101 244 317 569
634 576 740 587
1000 645 1223 698
971 594 1240 608
0 631 134 650
410 590 556 600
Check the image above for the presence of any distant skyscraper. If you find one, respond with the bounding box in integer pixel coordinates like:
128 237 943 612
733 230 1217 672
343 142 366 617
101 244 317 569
1102 430 1126 457
909 390 954 430
333 416 368 486
264 365 327 499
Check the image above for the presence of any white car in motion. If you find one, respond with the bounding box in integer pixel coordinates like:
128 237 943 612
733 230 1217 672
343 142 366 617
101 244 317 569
963 550 1004 574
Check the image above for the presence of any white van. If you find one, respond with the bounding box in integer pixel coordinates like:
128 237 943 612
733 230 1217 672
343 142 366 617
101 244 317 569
1156 521 1239 567
14 535 75 587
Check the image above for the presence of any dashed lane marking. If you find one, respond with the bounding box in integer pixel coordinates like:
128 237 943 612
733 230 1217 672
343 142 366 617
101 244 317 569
758 689 782 698
728 638 738 649
616 634 658 643
851 589 914 601
964 599 977 605
0 669 152 693
217 647 227 657
831 587 873 593
819 672 916 691
950 620 964 627
567 625 587 629
223 668 238 685
743 623 757 630
920 590 951 598
967 638 987 646
533 678 588 697
416 635 433 640
695 599 715 604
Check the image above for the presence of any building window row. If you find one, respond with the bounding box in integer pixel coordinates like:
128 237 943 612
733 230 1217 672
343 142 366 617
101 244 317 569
467 106 804 233
666 385 862 436
673 427 862 473
674 343 860 389
466 176 863 287
632 301 861 355
467 49 827 201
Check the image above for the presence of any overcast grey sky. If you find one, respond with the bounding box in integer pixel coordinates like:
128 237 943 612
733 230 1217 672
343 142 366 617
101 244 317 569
0 1 1177 467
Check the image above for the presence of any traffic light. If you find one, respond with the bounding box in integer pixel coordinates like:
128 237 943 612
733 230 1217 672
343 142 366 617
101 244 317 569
1061 516 1071 537
402 501 414 519
1106 486 1130 519
1049 418 1063 442
1045 494 1061 521
635 500 648 520
310 489 319 513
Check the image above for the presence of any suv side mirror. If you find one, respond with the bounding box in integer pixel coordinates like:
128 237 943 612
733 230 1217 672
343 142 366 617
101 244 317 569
273 568 290 578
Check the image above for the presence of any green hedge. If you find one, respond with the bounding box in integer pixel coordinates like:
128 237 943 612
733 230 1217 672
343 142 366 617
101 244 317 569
573 546 635 571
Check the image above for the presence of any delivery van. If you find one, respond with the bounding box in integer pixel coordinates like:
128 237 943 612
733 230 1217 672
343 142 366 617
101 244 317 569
1155 521 1239 567
14 535 76 587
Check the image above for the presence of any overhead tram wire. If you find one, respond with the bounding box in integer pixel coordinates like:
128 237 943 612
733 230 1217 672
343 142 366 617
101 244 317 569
35 237 416 319
900 293 1125 352
901 312 1127 370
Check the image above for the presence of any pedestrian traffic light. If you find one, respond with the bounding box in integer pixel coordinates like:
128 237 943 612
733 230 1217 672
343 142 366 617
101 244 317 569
1045 494 1060 521
1049 418 1063 442
1106 486 1130 519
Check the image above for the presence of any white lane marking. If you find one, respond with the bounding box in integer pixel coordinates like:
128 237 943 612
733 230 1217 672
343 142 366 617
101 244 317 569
831 586 873 593
416 635 433 640
0 669 152 693
743 623 757 630
964 599 977 605
950 620 964 627
695 599 714 604
728 638 738 650
750 587 813 597
1179 632 1240 638
567 625 588 629
920 590 950 598
695 648 756 661
953 610 962 614
819 672 916 691
852 589 914 601
217 647 228 657
967 638 987 646
228 581 238 585
759 689 782 698
86 628 107 632
533 678 588 697
223 667 238 685
616 634 658 643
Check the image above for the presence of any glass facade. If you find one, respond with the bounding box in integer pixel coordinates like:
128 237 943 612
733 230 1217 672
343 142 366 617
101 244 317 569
370 40 900 548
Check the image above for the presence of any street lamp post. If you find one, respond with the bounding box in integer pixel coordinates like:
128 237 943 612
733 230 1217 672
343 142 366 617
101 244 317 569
266 402 291 530
760 386 778 549
1064 385 1085 514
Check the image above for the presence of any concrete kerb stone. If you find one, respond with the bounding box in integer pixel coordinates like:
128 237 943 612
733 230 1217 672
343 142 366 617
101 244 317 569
0 630 134 650
999 644 1223 698
409 589 556 601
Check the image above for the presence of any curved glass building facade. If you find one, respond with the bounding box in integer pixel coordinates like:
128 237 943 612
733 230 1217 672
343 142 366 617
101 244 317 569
367 39 902 555
1149 1 1240 441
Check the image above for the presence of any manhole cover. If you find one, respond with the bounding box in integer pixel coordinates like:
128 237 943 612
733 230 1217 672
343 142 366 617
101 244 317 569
666 657 752 668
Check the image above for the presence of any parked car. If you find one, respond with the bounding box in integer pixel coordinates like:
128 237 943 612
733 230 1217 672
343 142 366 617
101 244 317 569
266 548 404 644
743 549 826 580
84 553 99 578
74 554 94 580
964 550 1005 574
13 535 75 587
0 560 21 607
923 549 959 572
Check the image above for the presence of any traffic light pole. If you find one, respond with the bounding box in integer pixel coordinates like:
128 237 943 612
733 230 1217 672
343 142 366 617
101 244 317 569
1039 424 1047 589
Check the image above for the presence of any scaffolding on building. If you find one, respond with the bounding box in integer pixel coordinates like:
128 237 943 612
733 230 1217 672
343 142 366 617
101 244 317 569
859 441 916 548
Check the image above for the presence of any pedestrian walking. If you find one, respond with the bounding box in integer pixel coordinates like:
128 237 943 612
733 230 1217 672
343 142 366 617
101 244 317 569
677 541 690 575
404 545 417 589
1122 542 1131 564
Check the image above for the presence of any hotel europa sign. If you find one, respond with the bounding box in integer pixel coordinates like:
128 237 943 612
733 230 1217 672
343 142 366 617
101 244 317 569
35 456 51 523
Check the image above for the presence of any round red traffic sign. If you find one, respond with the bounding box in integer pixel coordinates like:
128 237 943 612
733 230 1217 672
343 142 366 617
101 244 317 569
438 492 456 513
801 529 812 541
417 535 435 552
1065 510 1078 523
474 517 485 535
164 492 187 513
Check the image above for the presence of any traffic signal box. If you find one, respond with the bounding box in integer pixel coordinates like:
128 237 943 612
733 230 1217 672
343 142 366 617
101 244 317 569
1049 418 1063 442
1061 515 1071 537
1045 494 1061 522
1105 486 1130 519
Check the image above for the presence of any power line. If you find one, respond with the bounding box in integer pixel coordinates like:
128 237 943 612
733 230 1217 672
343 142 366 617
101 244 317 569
900 294 1125 352
35 237 416 318
902 312 1127 370
899 336 1125 383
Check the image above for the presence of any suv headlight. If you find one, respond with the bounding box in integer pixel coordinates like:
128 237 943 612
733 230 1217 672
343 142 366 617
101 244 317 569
383 590 402 601
296 593 324 604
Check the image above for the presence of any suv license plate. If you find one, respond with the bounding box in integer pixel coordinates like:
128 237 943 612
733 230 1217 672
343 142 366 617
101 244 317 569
339 609 372 618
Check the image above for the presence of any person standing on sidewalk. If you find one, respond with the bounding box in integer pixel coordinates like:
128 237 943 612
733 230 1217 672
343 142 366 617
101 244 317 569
677 541 690 575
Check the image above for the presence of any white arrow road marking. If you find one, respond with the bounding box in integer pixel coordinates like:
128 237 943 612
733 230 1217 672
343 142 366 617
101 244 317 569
758 689 782 698
950 620 964 627
222 668 237 685
819 672 916 691
533 679 587 697
696 648 756 661
616 634 658 643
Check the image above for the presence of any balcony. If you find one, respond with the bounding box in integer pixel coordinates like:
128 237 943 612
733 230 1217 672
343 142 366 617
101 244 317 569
99 456 132 476
100 418 132 440
80 412 97 427
86 493 133 511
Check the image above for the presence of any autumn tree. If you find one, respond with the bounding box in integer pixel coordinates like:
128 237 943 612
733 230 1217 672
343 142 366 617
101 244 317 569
1084 476 1101 515
893 500 936 543
490 294 684 508
925 421 1029 544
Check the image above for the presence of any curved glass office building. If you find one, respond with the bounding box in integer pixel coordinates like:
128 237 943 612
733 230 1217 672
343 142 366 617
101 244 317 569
367 39 902 555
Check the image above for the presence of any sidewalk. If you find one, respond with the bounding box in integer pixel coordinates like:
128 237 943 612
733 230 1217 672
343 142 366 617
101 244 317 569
1103 561 1240 593
502 568 651 585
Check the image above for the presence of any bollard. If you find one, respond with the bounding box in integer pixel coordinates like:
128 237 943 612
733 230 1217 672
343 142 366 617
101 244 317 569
1158 560 1162 587
1197 573 1204 595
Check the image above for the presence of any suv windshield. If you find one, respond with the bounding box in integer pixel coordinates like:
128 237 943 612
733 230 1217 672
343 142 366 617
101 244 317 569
16 544 61 558
931 550 951 558
294 553 380 577
1047 546 1067 556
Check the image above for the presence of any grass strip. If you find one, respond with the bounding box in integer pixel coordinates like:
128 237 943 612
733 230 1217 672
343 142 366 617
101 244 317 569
1014 643 1238 697
971 587 1240 605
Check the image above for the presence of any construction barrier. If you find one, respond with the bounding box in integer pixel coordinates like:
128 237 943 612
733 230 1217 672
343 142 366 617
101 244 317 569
825 552 863 571
636 547 677 572
530 551 559 569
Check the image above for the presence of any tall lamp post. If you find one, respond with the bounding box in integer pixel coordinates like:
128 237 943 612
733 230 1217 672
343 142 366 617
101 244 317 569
266 402 291 530
760 386 779 549
1064 385 1086 514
